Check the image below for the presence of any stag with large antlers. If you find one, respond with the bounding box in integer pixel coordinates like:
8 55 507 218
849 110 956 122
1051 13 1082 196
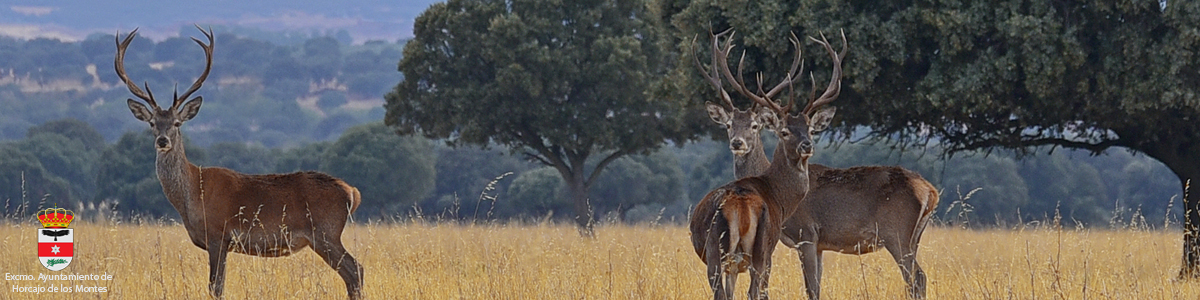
689 30 843 300
699 30 938 299
116 26 364 299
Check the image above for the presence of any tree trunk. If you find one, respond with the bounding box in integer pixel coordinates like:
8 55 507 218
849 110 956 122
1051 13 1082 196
1132 140 1200 278
566 174 595 237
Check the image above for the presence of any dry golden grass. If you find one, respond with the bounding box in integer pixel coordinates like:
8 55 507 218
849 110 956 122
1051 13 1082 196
1 222 1197 299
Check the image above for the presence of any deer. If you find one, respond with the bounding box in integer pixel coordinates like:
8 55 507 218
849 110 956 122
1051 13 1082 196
698 32 939 300
116 26 364 299
688 30 843 300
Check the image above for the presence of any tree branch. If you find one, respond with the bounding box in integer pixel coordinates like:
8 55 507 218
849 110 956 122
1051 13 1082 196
939 129 1124 156
519 128 573 178
585 149 630 190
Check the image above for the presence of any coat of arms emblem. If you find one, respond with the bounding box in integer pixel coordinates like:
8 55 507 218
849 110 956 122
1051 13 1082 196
37 207 74 271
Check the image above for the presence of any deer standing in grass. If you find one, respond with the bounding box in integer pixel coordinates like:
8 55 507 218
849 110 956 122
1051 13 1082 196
116 27 364 299
700 33 938 300
689 30 842 300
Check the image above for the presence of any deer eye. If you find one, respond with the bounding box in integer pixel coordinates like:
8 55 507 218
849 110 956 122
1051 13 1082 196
149 123 156 128
174 121 182 127
750 123 760 130
780 129 791 138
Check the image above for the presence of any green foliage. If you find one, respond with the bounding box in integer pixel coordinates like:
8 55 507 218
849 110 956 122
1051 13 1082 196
20 134 95 203
505 167 569 218
422 145 534 220
0 143 72 214
27 119 106 153
321 123 436 218
388 0 708 231
206 142 279 174
274 142 331 173
589 151 685 220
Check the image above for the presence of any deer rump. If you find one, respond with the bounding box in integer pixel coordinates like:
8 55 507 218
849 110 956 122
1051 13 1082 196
690 182 771 273
194 169 362 256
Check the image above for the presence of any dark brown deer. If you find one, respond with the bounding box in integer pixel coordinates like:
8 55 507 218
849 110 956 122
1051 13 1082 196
699 33 938 300
116 26 364 299
689 30 843 300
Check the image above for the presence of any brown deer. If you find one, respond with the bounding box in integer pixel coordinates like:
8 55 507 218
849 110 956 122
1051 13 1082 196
116 26 364 299
689 30 843 300
699 34 939 300
781 165 938 299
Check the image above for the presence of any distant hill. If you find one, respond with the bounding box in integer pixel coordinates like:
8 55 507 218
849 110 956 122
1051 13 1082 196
0 0 441 43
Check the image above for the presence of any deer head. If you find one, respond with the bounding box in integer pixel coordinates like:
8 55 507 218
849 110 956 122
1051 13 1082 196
705 30 846 169
705 102 774 157
118 26 214 153
693 31 784 161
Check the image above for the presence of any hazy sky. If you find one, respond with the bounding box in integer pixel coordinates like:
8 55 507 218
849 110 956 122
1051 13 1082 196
0 0 441 42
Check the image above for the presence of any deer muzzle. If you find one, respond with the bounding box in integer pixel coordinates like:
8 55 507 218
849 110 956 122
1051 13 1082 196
799 140 814 155
730 138 748 156
155 136 171 152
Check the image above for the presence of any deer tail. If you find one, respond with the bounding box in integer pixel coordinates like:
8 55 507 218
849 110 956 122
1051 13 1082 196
909 178 940 249
336 180 362 215
348 186 362 214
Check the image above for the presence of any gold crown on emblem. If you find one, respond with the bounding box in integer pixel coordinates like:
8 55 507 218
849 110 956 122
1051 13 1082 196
37 207 74 228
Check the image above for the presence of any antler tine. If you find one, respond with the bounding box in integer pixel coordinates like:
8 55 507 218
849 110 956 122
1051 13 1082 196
803 30 847 115
173 25 215 110
114 28 157 108
713 33 786 115
691 32 735 109
763 32 805 109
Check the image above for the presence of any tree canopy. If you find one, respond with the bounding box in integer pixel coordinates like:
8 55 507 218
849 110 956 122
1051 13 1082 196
660 0 1200 276
386 0 707 233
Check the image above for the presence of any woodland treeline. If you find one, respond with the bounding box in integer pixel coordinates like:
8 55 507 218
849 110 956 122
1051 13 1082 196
0 117 1179 227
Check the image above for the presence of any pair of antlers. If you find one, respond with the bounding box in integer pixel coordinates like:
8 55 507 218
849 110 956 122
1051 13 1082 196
115 25 215 111
693 29 847 117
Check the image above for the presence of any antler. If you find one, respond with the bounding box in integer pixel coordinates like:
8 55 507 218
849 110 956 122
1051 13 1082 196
691 30 736 110
114 28 157 108
114 25 215 111
711 31 805 116
173 25 215 110
801 29 848 116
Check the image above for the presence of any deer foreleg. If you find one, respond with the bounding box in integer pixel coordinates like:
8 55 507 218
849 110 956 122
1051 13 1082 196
207 239 230 299
797 238 822 300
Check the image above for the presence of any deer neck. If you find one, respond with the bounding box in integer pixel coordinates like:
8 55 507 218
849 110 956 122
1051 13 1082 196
155 144 202 220
760 142 809 214
732 144 770 179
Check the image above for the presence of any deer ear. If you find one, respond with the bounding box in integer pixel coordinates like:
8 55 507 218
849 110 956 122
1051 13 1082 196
179 97 203 122
809 106 837 132
127 99 153 122
705 102 731 125
755 107 780 131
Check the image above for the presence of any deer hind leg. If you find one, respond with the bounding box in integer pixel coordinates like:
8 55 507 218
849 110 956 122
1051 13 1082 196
312 231 364 300
705 219 732 300
746 212 773 300
885 238 925 299
207 239 231 299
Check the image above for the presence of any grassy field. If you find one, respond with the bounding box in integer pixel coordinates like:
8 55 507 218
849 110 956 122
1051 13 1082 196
0 222 1196 299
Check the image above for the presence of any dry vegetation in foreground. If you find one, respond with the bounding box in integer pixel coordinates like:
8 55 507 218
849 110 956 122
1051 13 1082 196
0 221 1197 299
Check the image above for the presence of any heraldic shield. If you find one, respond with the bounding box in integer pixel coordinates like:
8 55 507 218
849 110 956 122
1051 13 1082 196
37 207 74 271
